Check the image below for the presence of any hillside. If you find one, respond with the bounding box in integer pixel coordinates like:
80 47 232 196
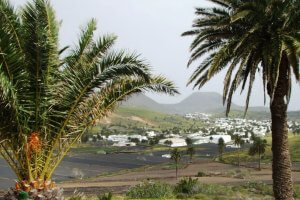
122 92 240 114
90 106 204 134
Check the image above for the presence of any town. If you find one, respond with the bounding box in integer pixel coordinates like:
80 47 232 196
83 113 300 148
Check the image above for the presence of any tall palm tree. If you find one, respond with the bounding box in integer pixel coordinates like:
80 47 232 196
170 148 181 179
0 0 178 195
233 135 245 167
183 0 300 199
249 136 268 171
186 146 195 163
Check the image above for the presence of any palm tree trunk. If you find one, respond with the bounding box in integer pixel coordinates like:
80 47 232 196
238 150 240 167
258 152 261 171
175 162 178 180
270 53 293 200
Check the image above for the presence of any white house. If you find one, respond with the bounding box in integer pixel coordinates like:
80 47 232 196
209 135 232 144
159 138 187 147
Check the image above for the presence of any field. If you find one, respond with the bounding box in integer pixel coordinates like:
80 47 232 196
60 158 300 200
222 133 300 166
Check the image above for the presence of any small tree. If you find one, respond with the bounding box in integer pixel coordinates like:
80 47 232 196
164 140 173 146
170 148 181 179
249 137 268 171
186 146 195 163
233 135 245 167
218 138 225 161
185 138 193 146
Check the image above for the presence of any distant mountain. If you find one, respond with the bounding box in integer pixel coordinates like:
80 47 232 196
163 92 239 114
123 92 240 114
120 92 299 121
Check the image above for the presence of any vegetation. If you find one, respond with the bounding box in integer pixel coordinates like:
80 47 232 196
222 134 300 166
170 148 181 179
126 181 174 199
186 146 195 163
183 0 300 198
97 192 113 200
249 136 268 171
218 138 225 160
0 0 177 196
174 178 200 196
233 135 245 167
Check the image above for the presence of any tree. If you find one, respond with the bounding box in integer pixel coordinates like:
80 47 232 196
233 135 245 167
0 0 178 196
183 1 300 198
249 137 268 171
218 138 225 161
164 140 173 146
186 146 195 163
185 137 193 146
170 148 181 179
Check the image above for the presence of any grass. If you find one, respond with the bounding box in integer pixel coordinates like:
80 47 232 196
66 182 300 199
89 106 205 134
223 133 300 165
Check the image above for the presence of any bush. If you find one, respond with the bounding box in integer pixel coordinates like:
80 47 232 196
68 195 84 200
196 171 207 177
97 192 112 200
242 181 273 196
174 178 201 195
68 191 85 200
126 181 174 199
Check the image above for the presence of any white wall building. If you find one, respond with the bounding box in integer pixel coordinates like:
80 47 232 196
159 138 187 147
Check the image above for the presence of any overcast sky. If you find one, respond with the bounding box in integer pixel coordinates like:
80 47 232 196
11 0 300 110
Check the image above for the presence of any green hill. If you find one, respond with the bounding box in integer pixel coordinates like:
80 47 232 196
89 106 204 135
222 133 300 165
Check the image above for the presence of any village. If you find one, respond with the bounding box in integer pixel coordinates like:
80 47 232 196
83 113 300 149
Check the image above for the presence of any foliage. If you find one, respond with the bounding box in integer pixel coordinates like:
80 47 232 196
126 181 174 199
68 192 85 200
218 138 225 160
249 136 268 156
0 0 178 183
97 192 112 200
171 148 181 162
18 191 29 200
183 0 300 116
197 171 207 177
174 177 201 196
186 146 195 162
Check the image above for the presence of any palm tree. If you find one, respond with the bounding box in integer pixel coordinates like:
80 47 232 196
170 148 181 179
218 138 225 161
233 135 245 167
249 136 268 171
185 137 193 146
0 0 178 196
183 0 300 198
186 146 195 163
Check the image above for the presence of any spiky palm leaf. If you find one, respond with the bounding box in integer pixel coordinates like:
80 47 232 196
183 0 300 116
0 0 178 182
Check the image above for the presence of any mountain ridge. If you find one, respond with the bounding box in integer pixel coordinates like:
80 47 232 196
122 92 269 114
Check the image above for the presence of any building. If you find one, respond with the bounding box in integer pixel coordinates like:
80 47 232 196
159 138 187 147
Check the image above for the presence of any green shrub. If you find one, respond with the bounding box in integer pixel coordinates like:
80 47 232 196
196 171 207 177
68 191 85 200
126 181 174 199
174 178 201 195
68 195 84 200
18 191 29 200
97 192 112 200
242 181 273 196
